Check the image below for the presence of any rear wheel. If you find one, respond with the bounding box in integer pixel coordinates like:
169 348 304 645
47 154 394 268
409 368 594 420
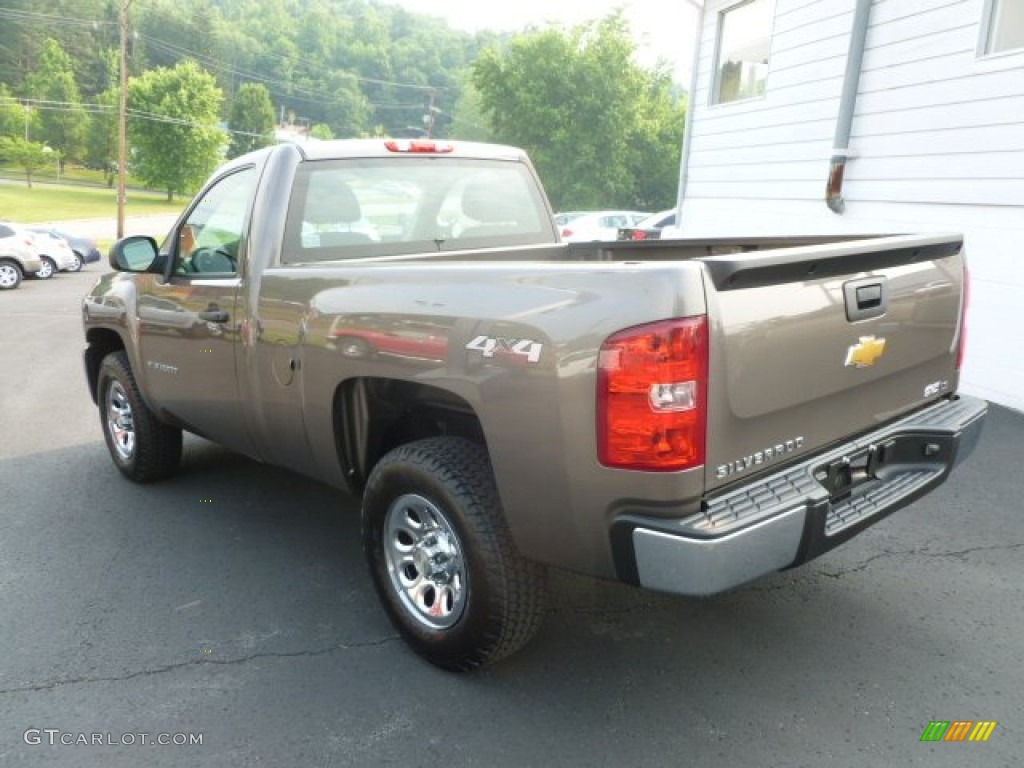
35 257 55 279
69 252 84 272
0 259 22 290
97 350 182 482
362 437 547 671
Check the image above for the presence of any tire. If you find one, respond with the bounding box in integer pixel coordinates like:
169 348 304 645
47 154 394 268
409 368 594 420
69 252 84 272
35 257 55 279
363 437 547 671
335 336 372 358
0 259 22 290
97 350 182 483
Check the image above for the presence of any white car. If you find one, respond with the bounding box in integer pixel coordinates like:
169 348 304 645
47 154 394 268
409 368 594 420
558 210 651 242
0 223 44 289
29 229 79 277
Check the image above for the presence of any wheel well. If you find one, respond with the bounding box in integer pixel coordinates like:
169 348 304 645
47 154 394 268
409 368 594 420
334 378 487 492
85 328 126 404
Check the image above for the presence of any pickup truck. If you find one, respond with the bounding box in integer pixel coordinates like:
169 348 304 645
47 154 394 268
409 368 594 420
82 139 987 671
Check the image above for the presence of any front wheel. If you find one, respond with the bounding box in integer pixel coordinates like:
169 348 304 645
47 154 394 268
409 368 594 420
0 259 22 290
362 437 547 671
97 350 182 482
69 252 84 272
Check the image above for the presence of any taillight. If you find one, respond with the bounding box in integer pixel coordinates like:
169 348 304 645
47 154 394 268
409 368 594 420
630 230 648 241
956 267 970 371
597 316 708 471
384 139 453 153
561 228 572 238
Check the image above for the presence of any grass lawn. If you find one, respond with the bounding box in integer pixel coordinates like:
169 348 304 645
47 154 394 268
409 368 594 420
0 183 185 222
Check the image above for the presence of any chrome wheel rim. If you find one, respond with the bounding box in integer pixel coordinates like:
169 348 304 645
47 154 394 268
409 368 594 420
72 254 83 271
38 259 53 278
384 493 467 629
105 381 136 461
0 264 17 288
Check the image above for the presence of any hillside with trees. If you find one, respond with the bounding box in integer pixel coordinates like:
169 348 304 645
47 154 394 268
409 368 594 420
0 0 685 210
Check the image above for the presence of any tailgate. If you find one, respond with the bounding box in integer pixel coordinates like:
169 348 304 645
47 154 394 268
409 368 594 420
699 234 965 493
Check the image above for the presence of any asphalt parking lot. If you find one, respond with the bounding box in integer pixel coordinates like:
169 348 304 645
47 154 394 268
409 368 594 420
1 268 1021 767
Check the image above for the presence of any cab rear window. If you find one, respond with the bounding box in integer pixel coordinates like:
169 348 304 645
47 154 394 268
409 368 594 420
282 157 553 263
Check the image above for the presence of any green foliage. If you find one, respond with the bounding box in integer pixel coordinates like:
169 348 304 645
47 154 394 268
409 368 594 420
473 14 684 211
0 84 27 139
227 83 276 159
84 49 120 184
0 136 56 187
448 76 492 142
24 38 89 163
310 123 334 140
129 60 226 201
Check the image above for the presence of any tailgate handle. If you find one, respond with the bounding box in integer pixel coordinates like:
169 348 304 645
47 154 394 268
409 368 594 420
844 278 888 322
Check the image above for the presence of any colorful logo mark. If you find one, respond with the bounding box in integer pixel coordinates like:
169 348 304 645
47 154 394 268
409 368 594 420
920 721 997 743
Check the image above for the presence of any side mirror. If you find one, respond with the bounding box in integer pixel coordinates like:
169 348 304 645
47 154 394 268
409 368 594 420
109 236 159 273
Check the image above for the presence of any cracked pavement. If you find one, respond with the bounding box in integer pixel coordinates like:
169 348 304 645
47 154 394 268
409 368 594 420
1 270 1021 767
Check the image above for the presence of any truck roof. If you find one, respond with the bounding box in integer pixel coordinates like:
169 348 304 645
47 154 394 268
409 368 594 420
295 138 529 163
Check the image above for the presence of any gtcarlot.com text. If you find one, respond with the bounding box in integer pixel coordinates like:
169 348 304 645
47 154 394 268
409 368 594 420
24 729 203 746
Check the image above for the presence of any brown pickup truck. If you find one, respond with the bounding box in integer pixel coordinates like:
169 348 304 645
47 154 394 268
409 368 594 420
82 139 986 670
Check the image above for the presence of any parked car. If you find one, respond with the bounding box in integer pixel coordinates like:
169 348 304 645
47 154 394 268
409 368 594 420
617 209 677 241
31 228 100 270
28 229 79 277
0 223 44 290
559 210 651 242
553 211 587 228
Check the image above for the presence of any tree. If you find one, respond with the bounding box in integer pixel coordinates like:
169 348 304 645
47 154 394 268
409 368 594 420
0 84 27 139
128 60 226 201
310 123 334 140
473 14 684 211
24 38 89 166
448 77 492 142
227 82 275 159
0 137 55 187
84 49 119 185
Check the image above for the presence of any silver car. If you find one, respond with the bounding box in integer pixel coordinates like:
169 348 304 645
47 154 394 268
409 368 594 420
0 223 44 290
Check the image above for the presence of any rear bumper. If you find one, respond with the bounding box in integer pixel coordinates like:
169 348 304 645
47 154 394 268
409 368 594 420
614 395 987 596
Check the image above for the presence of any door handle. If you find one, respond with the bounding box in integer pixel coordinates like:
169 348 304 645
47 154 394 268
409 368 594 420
198 309 229 323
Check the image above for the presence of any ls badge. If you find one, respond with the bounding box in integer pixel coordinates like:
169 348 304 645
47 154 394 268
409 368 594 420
845 336 887 368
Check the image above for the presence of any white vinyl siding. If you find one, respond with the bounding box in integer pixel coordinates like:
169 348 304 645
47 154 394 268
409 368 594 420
679 0 1024 412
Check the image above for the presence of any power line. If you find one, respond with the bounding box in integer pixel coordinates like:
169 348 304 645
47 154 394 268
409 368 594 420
139 33 440 93
3 97 274 139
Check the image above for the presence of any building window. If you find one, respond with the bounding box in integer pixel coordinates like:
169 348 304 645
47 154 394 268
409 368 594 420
712 0 777 104
981 0 1024 54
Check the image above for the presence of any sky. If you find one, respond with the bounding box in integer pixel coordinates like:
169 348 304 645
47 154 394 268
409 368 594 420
387 0 701 83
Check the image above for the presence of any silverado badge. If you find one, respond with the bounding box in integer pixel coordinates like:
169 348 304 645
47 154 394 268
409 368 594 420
845 336 886 368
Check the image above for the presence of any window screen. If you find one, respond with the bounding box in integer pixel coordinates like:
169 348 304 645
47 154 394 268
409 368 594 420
713 0 777 104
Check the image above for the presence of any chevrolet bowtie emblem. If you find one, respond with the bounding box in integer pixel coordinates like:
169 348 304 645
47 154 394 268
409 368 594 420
845 336 887 368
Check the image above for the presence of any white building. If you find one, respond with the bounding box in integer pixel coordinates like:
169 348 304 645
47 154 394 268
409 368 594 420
676 0 1024 412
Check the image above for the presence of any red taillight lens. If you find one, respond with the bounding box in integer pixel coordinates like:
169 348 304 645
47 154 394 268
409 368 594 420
597 316 708 471
384 139 453 153
561 228 572 238
630 230 648 241
956 267 970 371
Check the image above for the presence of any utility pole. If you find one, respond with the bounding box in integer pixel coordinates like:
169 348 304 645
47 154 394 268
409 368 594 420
423 89 438 138
116 0 132 239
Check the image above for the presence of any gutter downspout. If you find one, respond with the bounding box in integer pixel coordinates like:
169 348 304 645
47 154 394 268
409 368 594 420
675 0 706 230
826 0 873 214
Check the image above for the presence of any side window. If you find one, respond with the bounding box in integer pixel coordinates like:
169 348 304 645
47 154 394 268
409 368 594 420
712 0 777 105
980 0 1024 55
175 167 257 276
